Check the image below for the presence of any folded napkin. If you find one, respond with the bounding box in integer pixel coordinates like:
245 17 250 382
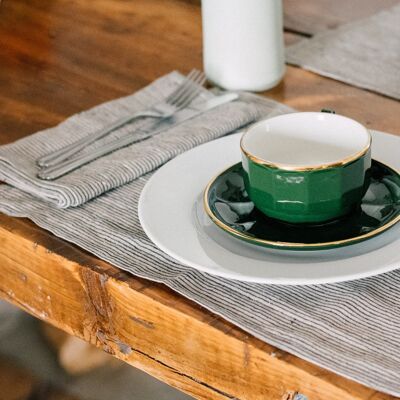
0 72 290 208
2 73 400 396
286 4 400 99
1 131 400 396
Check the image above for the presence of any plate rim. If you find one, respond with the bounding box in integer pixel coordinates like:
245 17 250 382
138 131 400 284
203 159 400 250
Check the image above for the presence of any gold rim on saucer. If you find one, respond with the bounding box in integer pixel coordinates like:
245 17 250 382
203 160 400 250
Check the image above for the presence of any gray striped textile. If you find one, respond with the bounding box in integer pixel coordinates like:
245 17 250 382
0 72 285 208
286 4 400 100
0 73 400 396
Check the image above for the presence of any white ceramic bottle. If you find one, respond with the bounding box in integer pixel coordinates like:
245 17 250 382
201 0 285 92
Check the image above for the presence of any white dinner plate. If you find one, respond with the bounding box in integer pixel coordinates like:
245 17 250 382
139 131 400 285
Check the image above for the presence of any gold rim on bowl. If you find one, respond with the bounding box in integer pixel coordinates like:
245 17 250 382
240 119 372 172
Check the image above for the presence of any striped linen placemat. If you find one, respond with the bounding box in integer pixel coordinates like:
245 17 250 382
0 73 400 395
286 4 400 100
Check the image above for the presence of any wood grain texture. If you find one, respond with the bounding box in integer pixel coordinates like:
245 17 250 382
0 0 399 399
0 0 399 145
0 215 397 400
42 323 119 375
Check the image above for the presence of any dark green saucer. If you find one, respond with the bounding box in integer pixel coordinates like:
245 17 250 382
204 160 400 250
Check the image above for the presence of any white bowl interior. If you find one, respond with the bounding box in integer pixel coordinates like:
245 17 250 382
242 112 370 167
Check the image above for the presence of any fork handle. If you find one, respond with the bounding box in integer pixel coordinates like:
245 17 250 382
37 127 157 180
36 110 161 168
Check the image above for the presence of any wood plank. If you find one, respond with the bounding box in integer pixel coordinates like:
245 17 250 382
0 215 397 400
0 0 399 399
283 0 400 34
0 0 399 145
266 67 400 136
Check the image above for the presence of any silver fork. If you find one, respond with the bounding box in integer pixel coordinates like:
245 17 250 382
37 69 206 168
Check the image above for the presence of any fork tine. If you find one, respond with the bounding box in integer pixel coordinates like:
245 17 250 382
174 71 206 108
180 72 207 107
164 69 196 103
165 69 198 104
174 77 204 109
170 71 203 108
167 69 201 106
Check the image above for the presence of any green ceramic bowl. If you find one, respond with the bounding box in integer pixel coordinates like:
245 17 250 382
240 112 372 224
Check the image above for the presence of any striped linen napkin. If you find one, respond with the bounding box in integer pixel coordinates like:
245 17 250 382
1 132 400 395
1 72 400 396
0 72 290 208
286 4 400 100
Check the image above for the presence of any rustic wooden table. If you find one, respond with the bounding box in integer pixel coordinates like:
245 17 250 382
0 1 399 399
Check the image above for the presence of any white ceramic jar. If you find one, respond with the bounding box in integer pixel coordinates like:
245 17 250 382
201 0 285 91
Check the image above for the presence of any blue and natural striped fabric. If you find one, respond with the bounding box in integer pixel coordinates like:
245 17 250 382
0 73 399 396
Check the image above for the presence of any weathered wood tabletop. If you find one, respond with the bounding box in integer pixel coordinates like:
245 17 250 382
0 1 399 399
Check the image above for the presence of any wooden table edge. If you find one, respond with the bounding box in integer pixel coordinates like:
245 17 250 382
0 214 395 400
1 0 399 396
